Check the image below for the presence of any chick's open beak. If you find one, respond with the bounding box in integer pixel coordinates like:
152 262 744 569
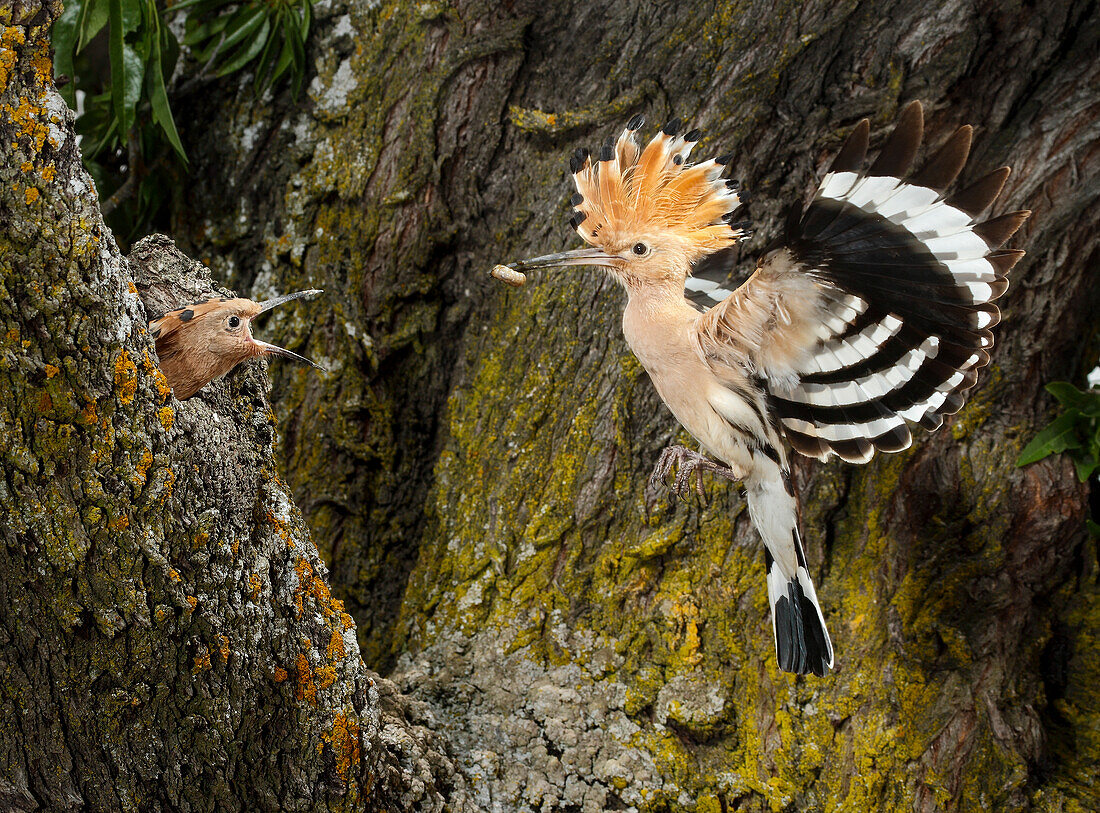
254 340 325 370
256 288 325 314
252 288 326 370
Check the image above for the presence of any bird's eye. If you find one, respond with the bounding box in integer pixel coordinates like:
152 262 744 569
632 242 649 256
227 315 241 329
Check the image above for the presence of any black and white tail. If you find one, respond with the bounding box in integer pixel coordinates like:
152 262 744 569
769 101 1029 463
746 473 833 677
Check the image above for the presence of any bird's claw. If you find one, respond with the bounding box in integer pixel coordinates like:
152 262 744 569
647 445 740 503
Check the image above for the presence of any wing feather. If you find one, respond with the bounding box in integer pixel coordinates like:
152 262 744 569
692 102 1028 464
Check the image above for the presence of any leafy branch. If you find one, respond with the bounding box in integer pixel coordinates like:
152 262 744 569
1016 382 1100 480
51 0 312 245
1016 381 1100 535
174 0 311 97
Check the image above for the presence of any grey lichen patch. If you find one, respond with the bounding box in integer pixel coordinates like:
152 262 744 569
655 673 731 737
309 58 360 120
394 632 678 812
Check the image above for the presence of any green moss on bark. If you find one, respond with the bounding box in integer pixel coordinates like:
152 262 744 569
175 0 1100 808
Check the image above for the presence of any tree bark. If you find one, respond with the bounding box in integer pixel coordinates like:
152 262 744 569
0 5 460 809
181 0 1100 808
180 0 1100 808
8 0 1100 810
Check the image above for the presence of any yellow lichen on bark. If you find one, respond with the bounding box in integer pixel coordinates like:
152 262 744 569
296 649 317 704
113 349 138 404
193 647 211 673
320 711 361 783
0 26 26 93
327 627 345 660
1 34 54 156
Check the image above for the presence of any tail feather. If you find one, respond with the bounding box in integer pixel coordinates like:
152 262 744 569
766 543 833 677
748 473 834 677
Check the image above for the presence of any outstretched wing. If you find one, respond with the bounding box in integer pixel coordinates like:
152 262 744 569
696 101 1028 464
684 245 749 311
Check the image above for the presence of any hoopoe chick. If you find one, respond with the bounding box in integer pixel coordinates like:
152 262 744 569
148 289 323 400
498 105 1029 676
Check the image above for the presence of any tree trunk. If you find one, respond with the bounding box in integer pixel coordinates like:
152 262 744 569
178 0 1100 808
0 5 458 810
8 0 1100 809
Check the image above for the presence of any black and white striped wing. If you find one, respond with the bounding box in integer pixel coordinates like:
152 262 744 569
768 101 1029 464
685 246 747 311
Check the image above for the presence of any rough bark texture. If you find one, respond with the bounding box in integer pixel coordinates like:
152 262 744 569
175 0 1100 809
0 5 457 809
6 0 1100 810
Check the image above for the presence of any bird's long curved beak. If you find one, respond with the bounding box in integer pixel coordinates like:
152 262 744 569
251 289 325 369
256 288 324 314
254 340 325 370
508 247 618 271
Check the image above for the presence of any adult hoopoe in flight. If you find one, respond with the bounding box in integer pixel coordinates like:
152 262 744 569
496 102 1028 676
149 289 323 400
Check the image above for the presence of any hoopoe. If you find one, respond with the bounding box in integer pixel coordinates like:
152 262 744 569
496 103 1028 676
148 289 323 400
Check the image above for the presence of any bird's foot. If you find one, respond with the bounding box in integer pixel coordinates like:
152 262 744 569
647 445 741 502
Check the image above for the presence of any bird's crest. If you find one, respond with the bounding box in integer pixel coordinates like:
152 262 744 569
568 115 749 257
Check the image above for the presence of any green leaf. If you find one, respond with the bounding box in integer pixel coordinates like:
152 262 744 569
285 11 306 95
215 16 271 77
1073 455 1097 483
1016 410 1084 467
166 0 221 14
181 13 232 48
1080 396 1100 418
51 2 82 106
1087 519 1100 538
147 33 186 162
76 0 111 51
111 41 145 136
300 0 313 35
119 0 142 35
216 7 268 56
261 30 295 93
252 17 280 92
1045 382 1100 413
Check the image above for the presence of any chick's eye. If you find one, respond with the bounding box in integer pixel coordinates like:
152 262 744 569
632 242 648 256
227 315 241 329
